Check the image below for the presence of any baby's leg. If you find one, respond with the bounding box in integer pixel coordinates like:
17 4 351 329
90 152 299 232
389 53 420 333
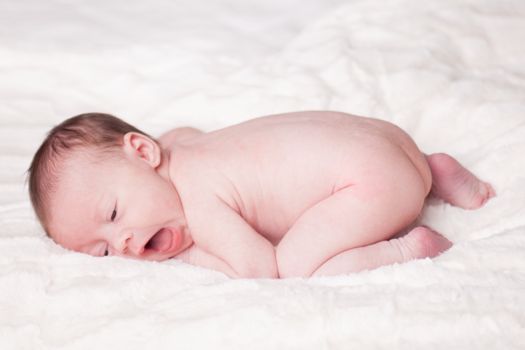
426 153 495 209
276 150 429 278
312 226 452 277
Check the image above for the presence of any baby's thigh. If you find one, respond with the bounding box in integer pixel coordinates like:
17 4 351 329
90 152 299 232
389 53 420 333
277 149 428 278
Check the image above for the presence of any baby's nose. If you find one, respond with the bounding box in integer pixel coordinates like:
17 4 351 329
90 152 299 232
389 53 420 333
128 239 145 256
115 231 145 257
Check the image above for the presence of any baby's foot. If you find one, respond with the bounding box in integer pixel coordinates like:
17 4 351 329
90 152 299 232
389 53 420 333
426 153 496 210
398 226 453 260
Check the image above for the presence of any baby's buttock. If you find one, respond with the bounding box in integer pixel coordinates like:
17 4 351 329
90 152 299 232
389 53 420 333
368 118 431 190
336 117 432 200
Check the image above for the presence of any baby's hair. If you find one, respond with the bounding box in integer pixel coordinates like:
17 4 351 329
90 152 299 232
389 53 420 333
27 113 155 237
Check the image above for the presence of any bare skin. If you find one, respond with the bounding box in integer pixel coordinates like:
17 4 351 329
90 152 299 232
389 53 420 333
311 153 495 277
48 111 495 278
426 153 496 210
160 112 494 278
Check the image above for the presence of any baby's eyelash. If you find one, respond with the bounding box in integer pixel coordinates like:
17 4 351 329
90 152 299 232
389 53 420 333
111 205 117 221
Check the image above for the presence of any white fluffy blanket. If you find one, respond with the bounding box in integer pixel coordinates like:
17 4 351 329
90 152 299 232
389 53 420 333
1 0 524 348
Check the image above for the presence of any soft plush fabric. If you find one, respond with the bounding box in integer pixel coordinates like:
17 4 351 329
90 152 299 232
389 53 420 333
1 0 524 348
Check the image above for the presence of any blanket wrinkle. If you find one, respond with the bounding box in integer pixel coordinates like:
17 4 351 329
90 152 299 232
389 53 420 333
1 0 524 349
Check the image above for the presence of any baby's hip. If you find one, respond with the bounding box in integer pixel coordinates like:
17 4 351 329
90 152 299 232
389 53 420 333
382 122 432 195
337 128 431 208
355 116 431 195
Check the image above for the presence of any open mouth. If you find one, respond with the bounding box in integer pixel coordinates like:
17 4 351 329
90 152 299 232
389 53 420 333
145 227 175 253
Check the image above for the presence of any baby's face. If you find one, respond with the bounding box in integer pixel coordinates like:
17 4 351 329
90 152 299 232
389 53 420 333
47 134 193 261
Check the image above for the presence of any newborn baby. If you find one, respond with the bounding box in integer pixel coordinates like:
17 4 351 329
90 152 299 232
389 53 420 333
28 111 495 278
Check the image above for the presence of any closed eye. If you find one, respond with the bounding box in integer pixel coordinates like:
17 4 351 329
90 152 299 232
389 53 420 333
111 204 117 222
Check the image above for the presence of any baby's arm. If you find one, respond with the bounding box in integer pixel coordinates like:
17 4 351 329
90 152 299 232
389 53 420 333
186 195 278 279
174 244 240 278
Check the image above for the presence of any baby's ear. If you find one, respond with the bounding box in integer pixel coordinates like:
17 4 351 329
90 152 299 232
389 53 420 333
122 132 161 168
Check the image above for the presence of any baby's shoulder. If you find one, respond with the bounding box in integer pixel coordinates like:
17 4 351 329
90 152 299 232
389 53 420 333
158 127 204 150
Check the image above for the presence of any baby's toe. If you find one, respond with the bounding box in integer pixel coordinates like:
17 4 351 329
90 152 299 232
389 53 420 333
473 182 496 209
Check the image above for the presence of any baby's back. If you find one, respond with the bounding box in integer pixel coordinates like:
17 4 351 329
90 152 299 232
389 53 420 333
171 111 429 245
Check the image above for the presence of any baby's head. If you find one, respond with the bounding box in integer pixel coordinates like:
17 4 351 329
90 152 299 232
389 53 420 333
27 113 192 260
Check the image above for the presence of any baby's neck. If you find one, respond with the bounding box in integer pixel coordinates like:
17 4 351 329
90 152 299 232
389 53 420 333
156 148 173 183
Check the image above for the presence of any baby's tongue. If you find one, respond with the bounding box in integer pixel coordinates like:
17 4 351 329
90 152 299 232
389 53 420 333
147 228 172 252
